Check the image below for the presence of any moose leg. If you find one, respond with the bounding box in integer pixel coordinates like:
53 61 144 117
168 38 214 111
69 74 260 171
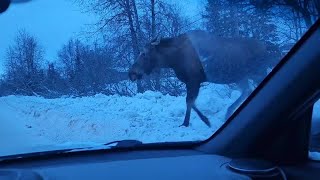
180 100 192 127
180 83 210 127
180 83 199 127
192 105 211 127
225 79 252 120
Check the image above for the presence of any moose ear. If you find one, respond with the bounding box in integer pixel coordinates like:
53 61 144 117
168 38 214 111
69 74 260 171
151 35 161 46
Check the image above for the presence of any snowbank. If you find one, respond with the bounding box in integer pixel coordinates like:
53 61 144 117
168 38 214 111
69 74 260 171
309 151 320 161
2 83 320 157
0 84 240 156
313 101 320 119
311 101 320 135
0 84 320 158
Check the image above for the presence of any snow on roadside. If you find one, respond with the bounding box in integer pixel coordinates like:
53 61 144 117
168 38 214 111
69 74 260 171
311 100 320 135
0 84 240 156
0 101 54 156
309 151 320 161
313 101 320 119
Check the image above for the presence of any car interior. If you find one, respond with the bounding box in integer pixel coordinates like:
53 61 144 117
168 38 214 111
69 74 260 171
1 1 320 180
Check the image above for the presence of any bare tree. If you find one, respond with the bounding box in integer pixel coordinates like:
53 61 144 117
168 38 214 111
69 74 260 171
57 39 82 94
248 0 319 55
73 0 191 95
251 0 319 27
4 29 46 96
58 38 128 96
74 0 145 92
137 0 191 93
43 62 68 97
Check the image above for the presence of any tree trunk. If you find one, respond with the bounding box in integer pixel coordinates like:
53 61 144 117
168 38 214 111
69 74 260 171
151 0 161 91
151 0 156 38
301 0 313 27
314 0 320 18
132 0 142 43
229 1 240 37
292 9 300 40
284 0 313 27
301 11 313 27
125 0 143 93
125 0 139 58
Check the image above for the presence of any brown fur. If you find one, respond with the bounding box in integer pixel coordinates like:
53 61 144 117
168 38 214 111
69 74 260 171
129 30 274 127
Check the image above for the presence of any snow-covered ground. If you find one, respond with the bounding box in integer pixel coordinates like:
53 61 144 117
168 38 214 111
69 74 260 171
0 84 241 156
1 84 320 157
312 101 320 135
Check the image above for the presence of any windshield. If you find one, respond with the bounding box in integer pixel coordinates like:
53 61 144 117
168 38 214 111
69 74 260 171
0 0 317 157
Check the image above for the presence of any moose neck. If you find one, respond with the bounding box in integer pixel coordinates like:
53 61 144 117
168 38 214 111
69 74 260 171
154 36 192 69
153 36 207 84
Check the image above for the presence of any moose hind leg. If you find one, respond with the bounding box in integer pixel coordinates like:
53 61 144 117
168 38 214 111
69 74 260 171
180 83 205 127
180 101 192 127
225 79 252 120
193 105 211 127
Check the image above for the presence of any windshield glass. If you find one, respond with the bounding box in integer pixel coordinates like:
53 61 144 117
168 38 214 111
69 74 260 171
0 0 318 157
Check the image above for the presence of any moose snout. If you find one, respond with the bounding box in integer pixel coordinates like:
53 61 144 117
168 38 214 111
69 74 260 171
129 71 137 81
128 70 142 81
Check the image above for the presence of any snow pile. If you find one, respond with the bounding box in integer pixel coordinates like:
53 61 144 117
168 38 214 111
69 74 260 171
2 83 320 157
309 151 320 161
0 84 240 156
313 101 320 119
311 101 320 135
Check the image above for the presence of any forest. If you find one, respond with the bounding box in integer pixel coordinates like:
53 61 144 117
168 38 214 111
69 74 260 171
0 0 318 98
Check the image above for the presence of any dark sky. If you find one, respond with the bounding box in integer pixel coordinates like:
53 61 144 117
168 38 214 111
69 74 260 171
0 0 204 75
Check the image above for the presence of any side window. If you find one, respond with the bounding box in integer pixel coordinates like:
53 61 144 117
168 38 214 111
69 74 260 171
309 100 320 160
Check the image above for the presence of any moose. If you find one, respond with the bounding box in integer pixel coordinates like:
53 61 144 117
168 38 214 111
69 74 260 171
128 30 277 127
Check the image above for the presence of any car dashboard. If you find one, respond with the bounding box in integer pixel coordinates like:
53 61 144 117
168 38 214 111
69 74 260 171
0 149 252 180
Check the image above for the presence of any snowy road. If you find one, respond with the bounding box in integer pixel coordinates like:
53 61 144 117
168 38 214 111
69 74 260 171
0 100 53 156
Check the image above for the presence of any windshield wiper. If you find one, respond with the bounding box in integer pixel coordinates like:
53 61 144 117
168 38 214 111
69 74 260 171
0 140 143 163
65 140 143 152
105 139 143 147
